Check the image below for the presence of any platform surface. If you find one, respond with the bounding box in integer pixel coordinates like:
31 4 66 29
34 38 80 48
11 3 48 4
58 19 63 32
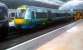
37 20 83 50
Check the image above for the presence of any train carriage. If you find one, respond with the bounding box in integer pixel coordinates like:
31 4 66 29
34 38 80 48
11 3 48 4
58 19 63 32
14 5 74 30
15 5 49 29
0 2 8 40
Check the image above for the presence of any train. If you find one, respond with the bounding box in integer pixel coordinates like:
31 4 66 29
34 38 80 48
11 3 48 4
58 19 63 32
0 3 74 40
0 2 8 40
13 5 74 30
0 1 83 41
0 3 82 40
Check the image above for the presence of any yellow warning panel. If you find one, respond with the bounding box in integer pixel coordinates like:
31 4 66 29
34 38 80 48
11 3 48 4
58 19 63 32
15 18 25 25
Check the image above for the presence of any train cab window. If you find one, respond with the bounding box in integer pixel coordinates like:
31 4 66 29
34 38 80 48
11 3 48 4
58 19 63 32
16 9 26 18
0 7 7 20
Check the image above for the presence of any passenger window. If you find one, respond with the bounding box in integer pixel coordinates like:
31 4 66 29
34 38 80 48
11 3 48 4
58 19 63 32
36 12 47 18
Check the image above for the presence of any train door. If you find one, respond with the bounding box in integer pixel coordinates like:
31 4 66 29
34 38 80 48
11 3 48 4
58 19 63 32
31 9 37 25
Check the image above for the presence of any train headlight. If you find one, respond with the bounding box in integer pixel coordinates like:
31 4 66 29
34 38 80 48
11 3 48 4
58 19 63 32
9 20 15 27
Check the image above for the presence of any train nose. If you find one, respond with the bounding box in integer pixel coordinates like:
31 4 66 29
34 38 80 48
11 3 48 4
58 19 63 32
15 18 25 25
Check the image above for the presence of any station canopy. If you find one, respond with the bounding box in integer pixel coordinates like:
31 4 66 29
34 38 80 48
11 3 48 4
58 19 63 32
59 0 83 11
33 0 65 5
0 0 70 9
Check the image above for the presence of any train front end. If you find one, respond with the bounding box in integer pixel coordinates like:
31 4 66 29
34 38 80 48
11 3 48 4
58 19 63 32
14 5 34 30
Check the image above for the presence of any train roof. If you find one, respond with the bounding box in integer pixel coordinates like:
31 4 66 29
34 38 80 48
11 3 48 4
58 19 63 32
59 1 83 11
0 2 7 8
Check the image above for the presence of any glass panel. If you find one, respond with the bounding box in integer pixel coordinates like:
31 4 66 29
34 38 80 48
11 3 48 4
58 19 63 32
36 12 47 18
24 9 31 19
16 9 26 18
0 7 7 20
